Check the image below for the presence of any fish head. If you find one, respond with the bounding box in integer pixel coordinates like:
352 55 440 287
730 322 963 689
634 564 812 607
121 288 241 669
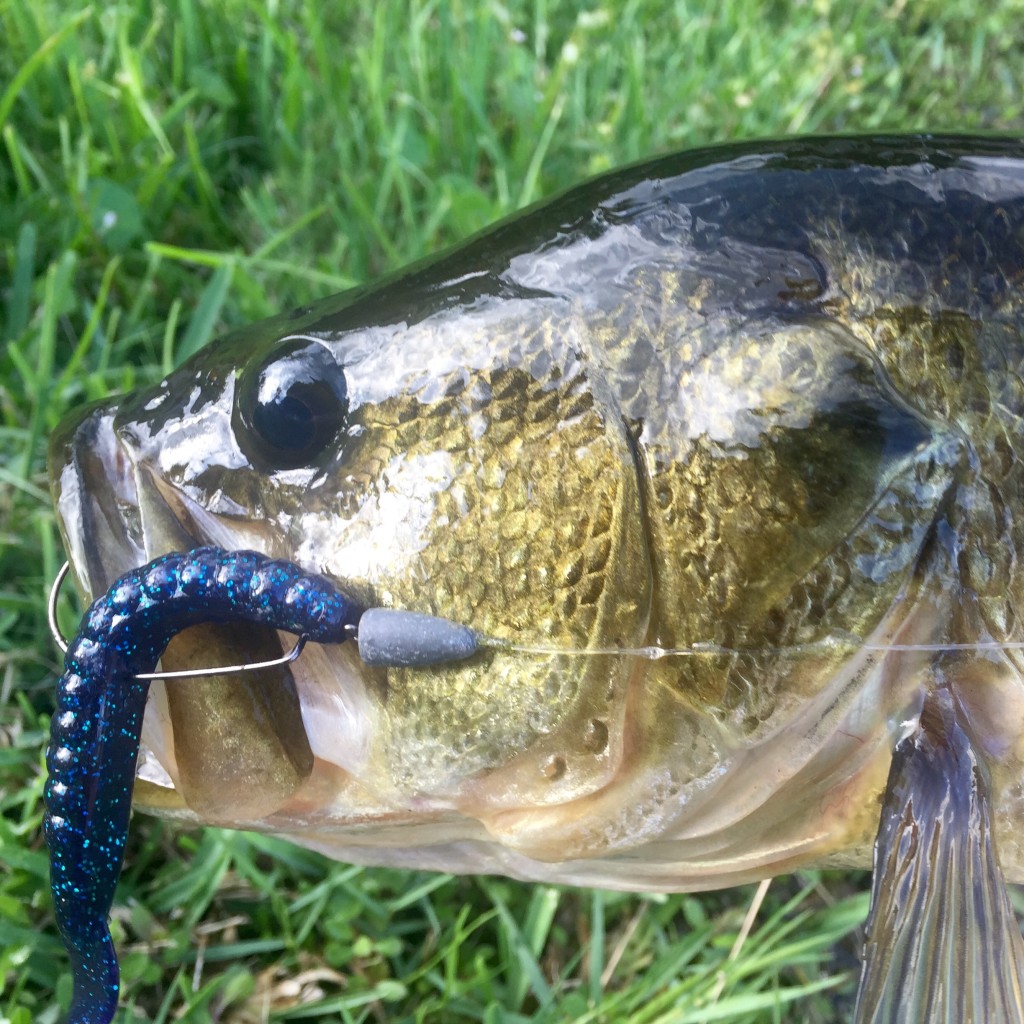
48 309 929 887
49 278 666 869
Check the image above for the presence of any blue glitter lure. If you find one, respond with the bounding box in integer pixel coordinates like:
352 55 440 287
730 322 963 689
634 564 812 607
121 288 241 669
44 547 360 1024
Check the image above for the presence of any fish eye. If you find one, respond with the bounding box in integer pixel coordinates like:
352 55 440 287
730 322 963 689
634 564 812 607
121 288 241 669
234 340 349 469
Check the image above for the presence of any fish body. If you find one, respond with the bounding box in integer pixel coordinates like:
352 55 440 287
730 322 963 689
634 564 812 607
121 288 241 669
49 136 1024 901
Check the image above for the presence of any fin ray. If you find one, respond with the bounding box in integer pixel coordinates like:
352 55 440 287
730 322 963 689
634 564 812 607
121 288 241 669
854 689 1024 1023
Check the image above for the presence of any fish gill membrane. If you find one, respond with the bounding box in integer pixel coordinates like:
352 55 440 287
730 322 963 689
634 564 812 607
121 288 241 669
46 548 1024 1024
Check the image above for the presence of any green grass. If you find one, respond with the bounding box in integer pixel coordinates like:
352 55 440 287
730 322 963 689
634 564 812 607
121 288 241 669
1 0 1021 1021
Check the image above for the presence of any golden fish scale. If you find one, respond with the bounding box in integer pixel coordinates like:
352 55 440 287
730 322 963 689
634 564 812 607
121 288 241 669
848 297 1024 863
854 310 1024 633
575 264 948 737
346 314 649 790
556 214 1024 858
820 214 1024 859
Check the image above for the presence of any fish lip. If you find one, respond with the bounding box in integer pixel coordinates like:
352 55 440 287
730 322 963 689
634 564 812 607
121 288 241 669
50 401 147 599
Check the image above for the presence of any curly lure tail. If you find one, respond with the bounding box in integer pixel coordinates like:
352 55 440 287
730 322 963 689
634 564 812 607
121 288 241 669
44 548 360 1024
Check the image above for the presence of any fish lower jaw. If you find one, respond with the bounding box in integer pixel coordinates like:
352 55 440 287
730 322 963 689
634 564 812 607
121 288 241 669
134 624 381 826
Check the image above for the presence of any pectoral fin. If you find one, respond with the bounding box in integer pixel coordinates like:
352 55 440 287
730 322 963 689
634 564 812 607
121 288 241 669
854 688 1024 1024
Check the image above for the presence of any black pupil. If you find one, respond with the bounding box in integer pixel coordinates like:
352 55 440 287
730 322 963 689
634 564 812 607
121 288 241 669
242 342 349 468
253 388 323 452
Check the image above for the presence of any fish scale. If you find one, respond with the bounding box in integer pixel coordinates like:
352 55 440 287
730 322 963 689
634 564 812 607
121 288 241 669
48 136 1024 860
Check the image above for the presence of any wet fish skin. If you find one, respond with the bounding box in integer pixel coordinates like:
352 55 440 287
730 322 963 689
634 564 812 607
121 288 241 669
48 135 1024 893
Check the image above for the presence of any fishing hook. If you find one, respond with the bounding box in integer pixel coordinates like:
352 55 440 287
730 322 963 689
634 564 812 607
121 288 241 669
48 560 316 679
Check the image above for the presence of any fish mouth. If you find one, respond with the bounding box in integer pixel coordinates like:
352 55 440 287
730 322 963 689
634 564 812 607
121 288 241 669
49 401 392 829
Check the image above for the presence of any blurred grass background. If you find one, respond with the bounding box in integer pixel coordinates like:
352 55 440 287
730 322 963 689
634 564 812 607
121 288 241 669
2 1 1023 1021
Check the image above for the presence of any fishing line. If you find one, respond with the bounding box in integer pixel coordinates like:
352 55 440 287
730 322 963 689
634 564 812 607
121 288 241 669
491 638 1024 658
49 559 1024 683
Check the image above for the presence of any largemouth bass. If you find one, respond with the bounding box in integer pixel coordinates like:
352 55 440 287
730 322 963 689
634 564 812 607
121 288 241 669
48 135 1024 1020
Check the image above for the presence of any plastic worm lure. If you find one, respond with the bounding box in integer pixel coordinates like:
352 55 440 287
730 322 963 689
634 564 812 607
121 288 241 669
44 548 366 1024
45 546 483 1024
